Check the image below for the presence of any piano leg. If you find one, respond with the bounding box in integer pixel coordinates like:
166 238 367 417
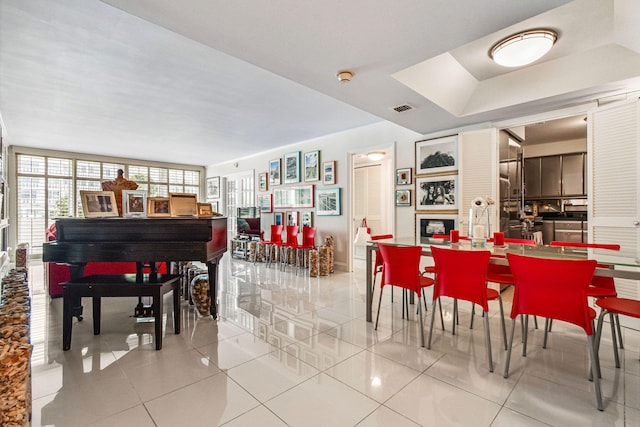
68 263 87 321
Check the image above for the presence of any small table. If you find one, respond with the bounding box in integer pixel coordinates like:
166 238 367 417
61 274 181 351
231 236 259 260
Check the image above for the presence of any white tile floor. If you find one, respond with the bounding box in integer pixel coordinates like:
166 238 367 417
28 257 640 426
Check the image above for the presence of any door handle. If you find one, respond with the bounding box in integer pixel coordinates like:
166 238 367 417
634 221 640 226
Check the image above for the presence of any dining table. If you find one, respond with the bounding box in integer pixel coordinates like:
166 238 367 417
365 237 640 322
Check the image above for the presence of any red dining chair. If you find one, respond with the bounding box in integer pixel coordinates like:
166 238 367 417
504 253 603 411
549 241 623 348
274 225 299 270
371 234 394 300
256 225 284 268
596 297 640 368
374 243 435 347
428 246 505 372
288 226 316 275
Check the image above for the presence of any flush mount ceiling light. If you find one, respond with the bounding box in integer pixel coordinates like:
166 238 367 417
336 69 354 83
367 151 385 161
490 29 557 68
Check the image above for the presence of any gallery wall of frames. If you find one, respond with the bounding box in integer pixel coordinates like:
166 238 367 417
254 149 341 228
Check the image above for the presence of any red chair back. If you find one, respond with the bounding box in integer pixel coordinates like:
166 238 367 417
430 246 491 311
507 253 597 334
301 226 316 247
378 244 424 296
267 225 284 243
285 225 299 245
371 234 393 274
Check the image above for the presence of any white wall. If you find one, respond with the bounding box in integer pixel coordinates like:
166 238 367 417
208 121 422 271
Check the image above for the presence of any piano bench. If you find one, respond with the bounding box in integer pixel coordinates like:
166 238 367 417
61 274 181 351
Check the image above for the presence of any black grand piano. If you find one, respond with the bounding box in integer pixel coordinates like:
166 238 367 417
42 217 228 318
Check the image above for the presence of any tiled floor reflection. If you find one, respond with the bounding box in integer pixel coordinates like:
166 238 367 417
29 257 640 426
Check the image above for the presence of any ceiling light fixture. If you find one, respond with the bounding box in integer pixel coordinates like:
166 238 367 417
490 29 557 68
336 69 354 83
367 151 385 161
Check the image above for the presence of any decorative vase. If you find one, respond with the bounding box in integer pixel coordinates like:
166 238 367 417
189 274 211 317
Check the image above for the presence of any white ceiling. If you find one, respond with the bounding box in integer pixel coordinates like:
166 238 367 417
1 0 639 166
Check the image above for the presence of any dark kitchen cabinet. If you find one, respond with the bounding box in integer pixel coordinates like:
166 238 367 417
562 153 584 195
541 156 562 197
524 158 541 198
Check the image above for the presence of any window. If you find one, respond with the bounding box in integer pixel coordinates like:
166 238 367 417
15 152 202 260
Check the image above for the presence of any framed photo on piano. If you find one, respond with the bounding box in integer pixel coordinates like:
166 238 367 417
80 190 119 218
169 193 198 217
147 197 171 217
122 190 147 218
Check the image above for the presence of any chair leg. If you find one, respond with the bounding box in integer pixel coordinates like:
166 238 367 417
427 299 437 349
470 303 475 329
483 311 493 373
614 313 624 349
609 312 621 368
503 318 517 378
374 286 385 330
547 318 553 332
588 334 604 411
523 315 529 357
533 315 539 329
498 297 507 350
438 298 445 331
452 299 458 335
543 318 550 349
418 293 425 347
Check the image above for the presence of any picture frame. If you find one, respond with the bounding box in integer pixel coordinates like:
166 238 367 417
122 190 147 218
80 190 119 218
322 160 336 185
258 172 268 192
197 202 213 217
415 214 459 245
415 135 458 176
301 211 314 227
284 151 301 184
273 184 314 209
257 193 273 213
316 188 341 216
269 158 281 186
416 176 457 210
169 193 198 217
286 210 299 227
147 197 171 217
211 201 220 214
395 189 411 207
274 212 284 226
396 167 412 185
207 176 221 199
304 150 320 182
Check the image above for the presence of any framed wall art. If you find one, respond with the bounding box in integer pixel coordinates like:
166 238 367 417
80 190 119 218
316 188 341 216
286 210 299 227
207 176 221 199
258 172 268 192
274 212 284 226
396 167 412 185
416 176 457 210
273 184 314 209
415 214 459 245
269 158 281 186
169 193 198 217
122 190 147 218
301 211 314 227
304 150 320 182
284 151 301 184
415 135 457 176
395 189 411 207
147 197 171 217
257 193 273 213
197 202 213 217
322 160 336 185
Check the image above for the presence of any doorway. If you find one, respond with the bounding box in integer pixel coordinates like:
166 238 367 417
350 147 394 270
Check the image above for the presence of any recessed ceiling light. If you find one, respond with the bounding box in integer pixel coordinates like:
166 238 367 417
490 29 557 68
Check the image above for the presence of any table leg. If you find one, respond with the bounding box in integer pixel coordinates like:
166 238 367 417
153 288 162 350
172 282 181 334
207 260 220 319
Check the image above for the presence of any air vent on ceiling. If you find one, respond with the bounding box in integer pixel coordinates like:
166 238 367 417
392 104 413 113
